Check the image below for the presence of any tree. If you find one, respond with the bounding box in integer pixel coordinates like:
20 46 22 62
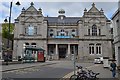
2 23 14 40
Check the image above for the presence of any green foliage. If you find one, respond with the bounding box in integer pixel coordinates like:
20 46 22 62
2 23 14 40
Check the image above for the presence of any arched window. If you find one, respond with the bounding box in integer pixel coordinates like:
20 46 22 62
88 29 90 35
71 29 76 37
72 29 75 32
92 24 97 36
89 44 94 55
60 29 66 36
96 43 102 54
49 29 54 37
24 43 29 47
31 43 36 47
50 29 53 32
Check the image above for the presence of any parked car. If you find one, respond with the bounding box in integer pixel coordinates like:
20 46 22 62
99 57 103 64
94 57 103 64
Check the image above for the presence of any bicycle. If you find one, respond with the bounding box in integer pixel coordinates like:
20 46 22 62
70 66 100 80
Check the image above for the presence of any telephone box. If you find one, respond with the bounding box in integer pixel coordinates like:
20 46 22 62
37 51 45 62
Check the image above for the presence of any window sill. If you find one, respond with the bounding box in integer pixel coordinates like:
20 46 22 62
84 35 106 37
20 34 42 36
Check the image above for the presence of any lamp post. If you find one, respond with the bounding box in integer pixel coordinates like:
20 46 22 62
73 45 76 76
22 44 25 63
4 1 20 49
4 1 20 65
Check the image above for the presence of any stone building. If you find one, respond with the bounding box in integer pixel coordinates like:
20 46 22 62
13 2 113 60
112 9 120 66
0 24 2 59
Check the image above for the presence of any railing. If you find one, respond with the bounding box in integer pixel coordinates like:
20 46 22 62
51 36 79 38
54 36 71 38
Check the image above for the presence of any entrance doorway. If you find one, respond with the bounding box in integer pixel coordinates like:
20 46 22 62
59 45 67 58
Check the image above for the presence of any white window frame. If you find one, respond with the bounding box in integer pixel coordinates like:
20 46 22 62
96 44 102 55
89 44 94 55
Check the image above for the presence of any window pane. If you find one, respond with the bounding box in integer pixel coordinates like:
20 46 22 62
89 47 91 54
99 29 101 35
99 47 101 54
92 47 94 54
28 25 34 35
88 29 90 35
96 46 98 54
34 27 37 34
92 25 97 36
50 33 53 37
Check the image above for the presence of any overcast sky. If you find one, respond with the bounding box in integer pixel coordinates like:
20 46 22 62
0 1 119 23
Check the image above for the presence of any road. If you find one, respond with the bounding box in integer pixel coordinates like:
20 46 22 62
2 61 94 79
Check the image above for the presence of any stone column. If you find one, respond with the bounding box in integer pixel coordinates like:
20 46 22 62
55 44 59 60
67 44 70 60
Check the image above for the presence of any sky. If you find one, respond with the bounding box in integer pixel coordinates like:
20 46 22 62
0 0 119 23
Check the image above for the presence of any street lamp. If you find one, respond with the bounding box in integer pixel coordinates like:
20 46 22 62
73 45 76 76
4 1 20 64
4 1 20 49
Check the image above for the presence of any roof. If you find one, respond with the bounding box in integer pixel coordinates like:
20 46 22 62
44 16 82 25
25 47 45 51
111 9 119 20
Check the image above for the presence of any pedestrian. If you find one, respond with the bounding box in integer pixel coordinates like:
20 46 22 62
110 60 117 78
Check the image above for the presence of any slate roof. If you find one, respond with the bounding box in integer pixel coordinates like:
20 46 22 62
44 16 82 26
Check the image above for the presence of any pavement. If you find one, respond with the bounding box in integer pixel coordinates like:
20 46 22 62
1 60 58 72
62 63 119 80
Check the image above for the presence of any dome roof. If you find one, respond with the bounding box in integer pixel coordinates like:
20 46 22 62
58 9 65 14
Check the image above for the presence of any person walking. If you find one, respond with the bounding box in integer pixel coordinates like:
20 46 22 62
110 60 117 78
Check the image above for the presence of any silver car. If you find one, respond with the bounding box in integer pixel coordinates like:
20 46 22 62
94 57 103 64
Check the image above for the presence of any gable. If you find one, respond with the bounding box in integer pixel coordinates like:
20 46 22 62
26 6 38 12
25 16 38 22
88 18 100 23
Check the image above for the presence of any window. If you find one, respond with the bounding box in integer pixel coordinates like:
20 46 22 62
60 29 66 36
92 24 97 36
50 33 53 37
31 43 36 47
96 44 101 54
50 29 53 32
88 29 90 35
89 44 94 54
72 29 75 32
98 29 101 35
25 43 29 45
25 25 37 35
49 29 54 37
25 43 29 47
111 28 113 34
57 31 59 36
61 33 64 36
71 29 76 37
72 34 75 37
